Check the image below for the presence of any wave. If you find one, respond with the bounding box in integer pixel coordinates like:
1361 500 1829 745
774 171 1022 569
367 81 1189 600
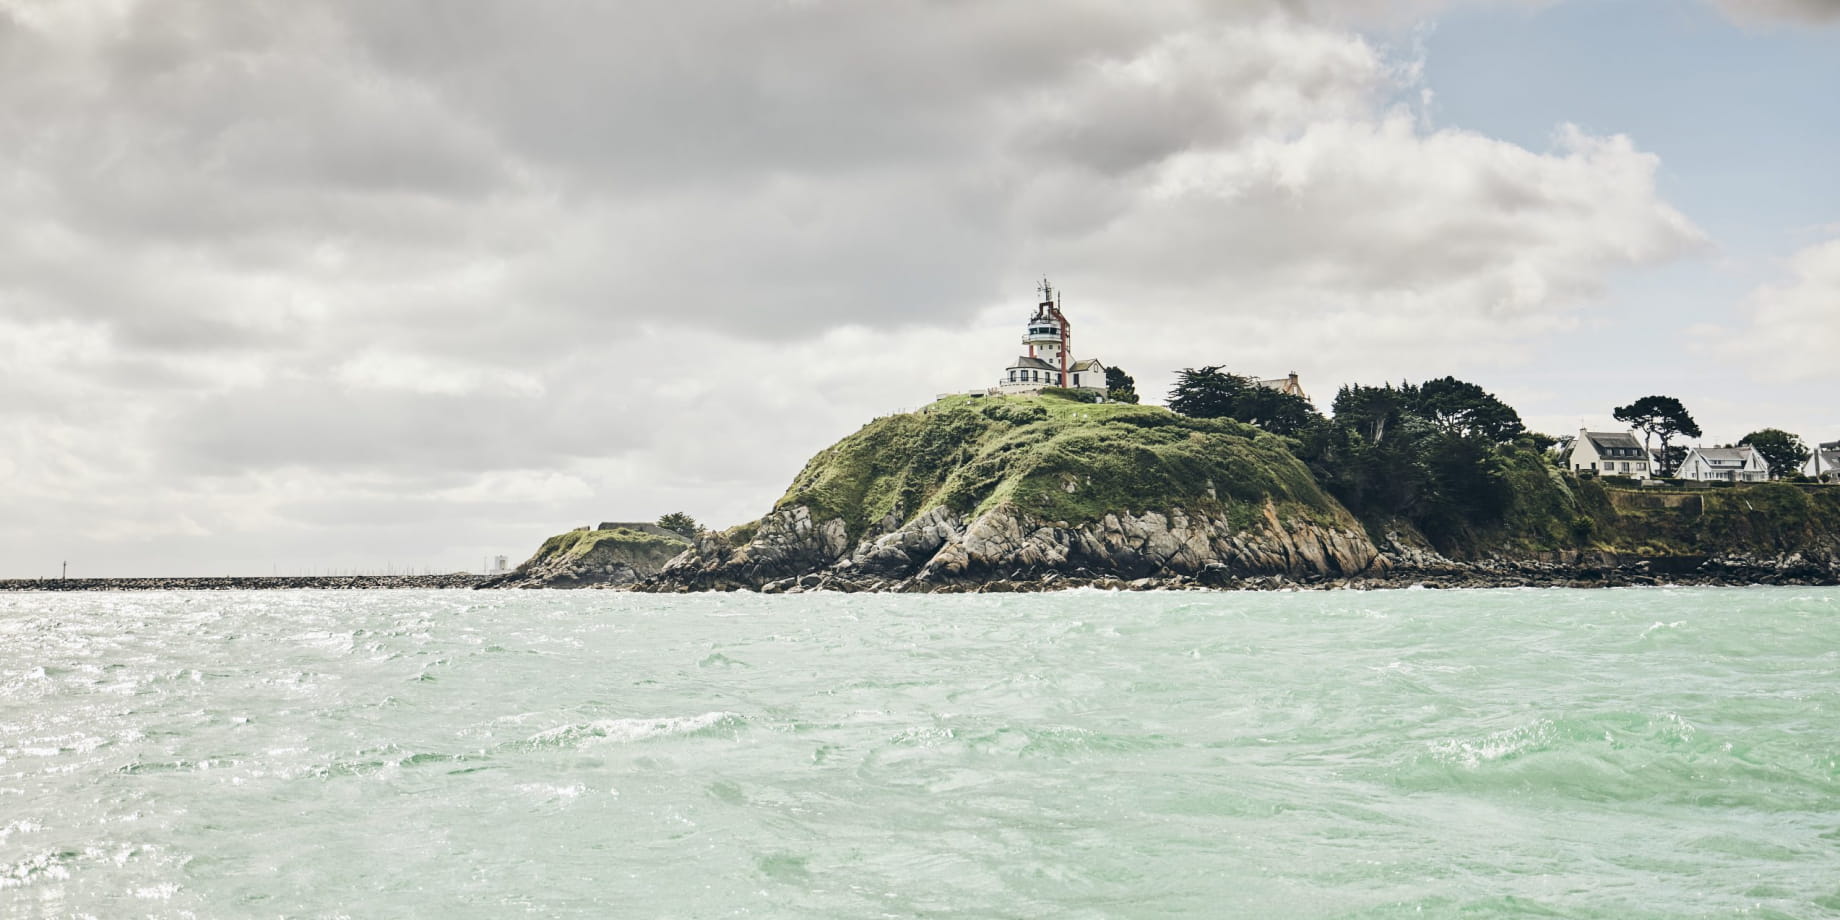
1384 710 1838 809
519 711 745 750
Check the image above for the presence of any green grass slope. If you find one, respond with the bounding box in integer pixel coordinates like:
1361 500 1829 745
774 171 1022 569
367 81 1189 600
523 526 690 569
771 392 1351 543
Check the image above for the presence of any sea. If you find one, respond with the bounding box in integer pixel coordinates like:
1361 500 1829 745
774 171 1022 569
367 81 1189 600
3 587 1837 919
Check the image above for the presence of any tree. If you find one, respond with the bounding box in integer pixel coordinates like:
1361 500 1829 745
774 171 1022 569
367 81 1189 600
1236 385 1319 436
1612 396 1702 476
1167 366 1250 420
1409 376 1526 443
1332 384 1409 443
656 512 703 540
1104 366 1140 404
1168 366 1318 435
1739 428 1810 479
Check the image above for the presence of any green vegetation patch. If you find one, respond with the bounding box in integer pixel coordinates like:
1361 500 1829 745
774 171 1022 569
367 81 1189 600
773 393 1349 542
528 527 689 567
1693 482 1837 553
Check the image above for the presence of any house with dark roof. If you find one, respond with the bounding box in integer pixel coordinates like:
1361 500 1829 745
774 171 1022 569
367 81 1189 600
1571 428 1653 480
1676 446 1770 483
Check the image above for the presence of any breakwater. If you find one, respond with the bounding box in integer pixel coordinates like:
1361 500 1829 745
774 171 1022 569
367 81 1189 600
0 573 487 591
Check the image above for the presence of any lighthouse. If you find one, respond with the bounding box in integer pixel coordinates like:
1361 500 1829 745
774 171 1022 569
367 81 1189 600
995 279 1108 395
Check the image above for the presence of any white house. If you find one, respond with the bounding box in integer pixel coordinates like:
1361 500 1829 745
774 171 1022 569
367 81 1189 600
1802 440 1840 482
995 280 1108 396
1571 429 1652 480
1676 446 1770 483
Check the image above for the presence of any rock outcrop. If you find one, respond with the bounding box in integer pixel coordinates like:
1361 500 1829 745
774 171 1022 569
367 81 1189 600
482 526 691 589
648 501 1386 593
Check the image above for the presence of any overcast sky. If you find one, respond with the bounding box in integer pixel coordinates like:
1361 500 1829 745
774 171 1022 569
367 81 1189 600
2 0 1836 577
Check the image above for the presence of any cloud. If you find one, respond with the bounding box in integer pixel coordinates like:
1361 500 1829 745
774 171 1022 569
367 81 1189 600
1708 236 1840 381
0 0 1714 574
1709 0 1840 24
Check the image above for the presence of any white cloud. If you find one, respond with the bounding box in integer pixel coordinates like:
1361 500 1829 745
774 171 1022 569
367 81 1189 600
1711 236 1840 382
0 0 1722 574
335 350 545 397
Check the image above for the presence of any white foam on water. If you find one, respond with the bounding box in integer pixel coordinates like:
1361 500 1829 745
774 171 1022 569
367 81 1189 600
524 711 742 748
133 882 179 900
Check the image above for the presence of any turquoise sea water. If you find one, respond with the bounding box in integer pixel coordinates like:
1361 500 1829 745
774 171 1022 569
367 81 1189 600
3 587 1838 918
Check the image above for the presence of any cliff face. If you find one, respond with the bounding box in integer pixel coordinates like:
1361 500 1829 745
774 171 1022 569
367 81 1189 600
651 394 1385 591
1370 455 1840 586
485 527 691 589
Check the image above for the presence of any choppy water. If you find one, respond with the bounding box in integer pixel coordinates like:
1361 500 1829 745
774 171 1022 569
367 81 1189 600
3 587 1839 918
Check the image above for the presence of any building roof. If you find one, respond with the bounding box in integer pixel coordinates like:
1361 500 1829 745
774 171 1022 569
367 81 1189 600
1689 447 1759 465
1068 358 1104 372
1583 431 1643 452
1008 355 1055 371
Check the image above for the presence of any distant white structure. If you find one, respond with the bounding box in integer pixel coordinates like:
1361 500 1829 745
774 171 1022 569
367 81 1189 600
994 280 1108 396
487 555 509 576
1571 428 1653 480
1676 446 1770 483
1804 441 1840 482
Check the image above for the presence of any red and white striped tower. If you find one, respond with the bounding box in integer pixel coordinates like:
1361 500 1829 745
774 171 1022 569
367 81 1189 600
1023 278 1072 386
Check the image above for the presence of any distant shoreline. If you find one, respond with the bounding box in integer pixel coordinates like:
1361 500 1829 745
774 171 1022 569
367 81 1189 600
6 569 1834 593
0 574 487 592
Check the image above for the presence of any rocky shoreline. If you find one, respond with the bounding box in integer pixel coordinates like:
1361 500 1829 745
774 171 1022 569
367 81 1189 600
613 502 1840 594
622 554 1839 594
0 574 488 592
715 561 1840 594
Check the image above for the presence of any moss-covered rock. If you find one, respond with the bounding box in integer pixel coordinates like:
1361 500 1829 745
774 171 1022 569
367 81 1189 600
776 393 1344 541
485 526 691 589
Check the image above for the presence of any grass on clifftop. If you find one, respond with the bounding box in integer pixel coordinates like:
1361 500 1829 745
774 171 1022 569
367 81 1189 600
525 527 689 568
1594 481 1840 556
772 392 1349 542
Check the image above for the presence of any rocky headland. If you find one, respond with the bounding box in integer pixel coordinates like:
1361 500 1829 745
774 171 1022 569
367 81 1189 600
498 393 1840 592
480 523 692 589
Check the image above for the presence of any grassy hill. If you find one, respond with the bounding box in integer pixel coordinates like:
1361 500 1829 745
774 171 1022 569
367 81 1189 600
768 391 1356 544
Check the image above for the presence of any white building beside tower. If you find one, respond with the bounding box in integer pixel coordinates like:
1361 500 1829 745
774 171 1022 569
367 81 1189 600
994 280 1108 396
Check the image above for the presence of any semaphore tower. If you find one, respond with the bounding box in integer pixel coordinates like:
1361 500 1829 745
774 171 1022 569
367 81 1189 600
995 279 1107 395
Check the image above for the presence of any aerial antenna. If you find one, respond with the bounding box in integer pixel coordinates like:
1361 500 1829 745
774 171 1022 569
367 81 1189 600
1039 277 1053 303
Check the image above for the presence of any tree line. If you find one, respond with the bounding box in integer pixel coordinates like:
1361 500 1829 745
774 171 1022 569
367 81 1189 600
1110 364 1825 548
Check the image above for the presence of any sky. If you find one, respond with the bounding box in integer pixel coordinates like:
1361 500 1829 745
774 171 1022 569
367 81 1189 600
1 0 1836 578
